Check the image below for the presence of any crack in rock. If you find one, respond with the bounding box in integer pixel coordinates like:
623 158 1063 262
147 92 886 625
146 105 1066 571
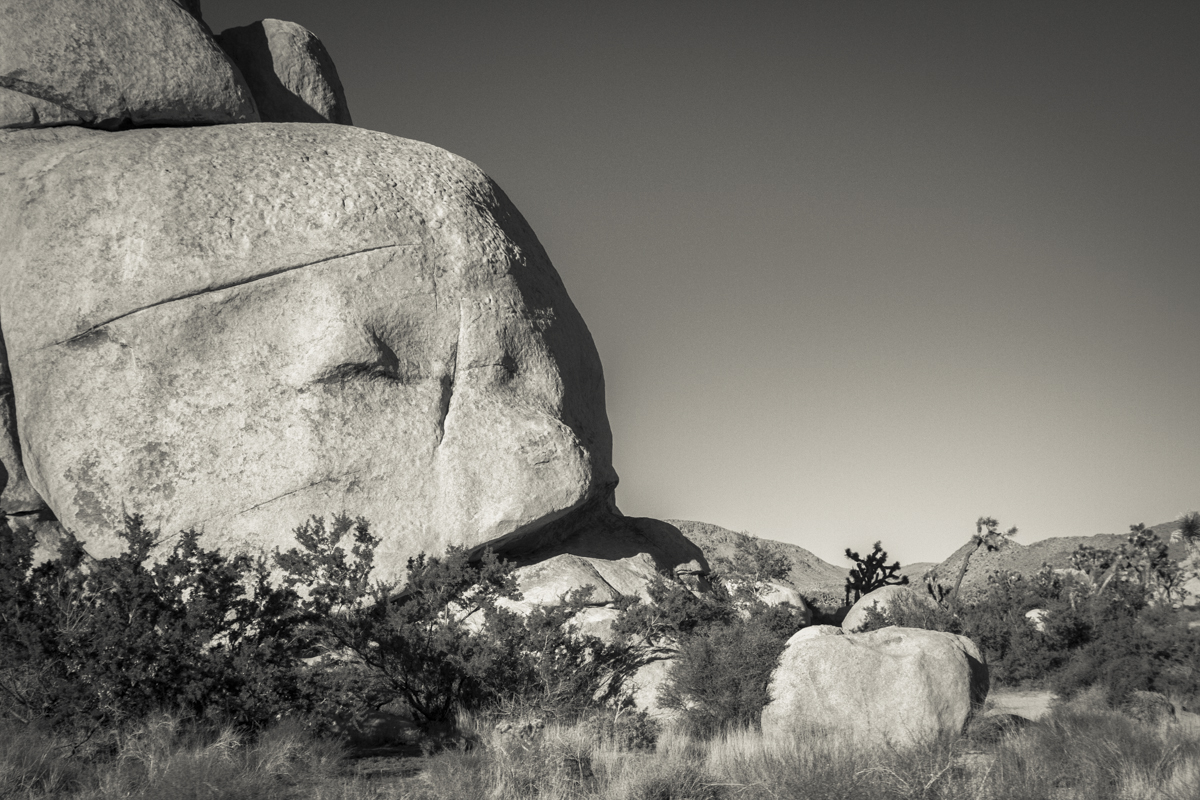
50 243 414 350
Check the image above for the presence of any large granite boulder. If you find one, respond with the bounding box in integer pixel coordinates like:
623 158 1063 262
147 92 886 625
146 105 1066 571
0 0 258 129
0 123 616 580
761 626 989 748
217 19 352 125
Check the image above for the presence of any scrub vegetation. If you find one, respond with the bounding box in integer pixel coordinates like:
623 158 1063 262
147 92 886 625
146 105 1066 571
2 513 1198 799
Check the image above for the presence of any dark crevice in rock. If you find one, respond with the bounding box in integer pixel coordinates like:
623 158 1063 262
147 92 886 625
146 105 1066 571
434 304 462 448
314 330 408 386
4 508 54 519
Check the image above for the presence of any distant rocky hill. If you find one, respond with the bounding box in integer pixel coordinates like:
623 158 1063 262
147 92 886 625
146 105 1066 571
668 520 849 609
920 519 1192 597
672 516 1197 610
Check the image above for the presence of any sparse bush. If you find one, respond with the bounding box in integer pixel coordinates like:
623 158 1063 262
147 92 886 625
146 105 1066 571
276 515 637 731
578 708 658 751
864 536 1200 705
0 514 313 737
612 577 735 651
708 531 791 600
276 515 530 728
657 616 793 738
612 571 805 739
486 588 640 718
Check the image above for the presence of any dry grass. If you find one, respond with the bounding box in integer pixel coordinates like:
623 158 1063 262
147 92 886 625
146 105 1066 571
5 698 1199 800
391 699 1200 800
0 714 344 799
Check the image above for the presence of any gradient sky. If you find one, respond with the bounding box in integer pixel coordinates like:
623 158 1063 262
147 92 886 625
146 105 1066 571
202 1 1199 566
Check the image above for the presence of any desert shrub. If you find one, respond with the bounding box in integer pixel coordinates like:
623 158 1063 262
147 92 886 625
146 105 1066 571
485 588 640 719
614 572 804 738
0 514 313 737
611 577 736 650
276 515 526 727
862 547 1200 703
578 707 658 751
707 531 791 591
658 616 792 738
1049 603 1200 705
276 515 636 730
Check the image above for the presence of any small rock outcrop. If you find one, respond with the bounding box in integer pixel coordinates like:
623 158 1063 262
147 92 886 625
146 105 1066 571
842 584 935 632
217 19 352 125
1024 608 1049 632
0 0 259 129
761 626 989 748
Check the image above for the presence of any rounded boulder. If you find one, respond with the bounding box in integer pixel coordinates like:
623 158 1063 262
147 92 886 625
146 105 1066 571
761 626 989 748
842 584 934 632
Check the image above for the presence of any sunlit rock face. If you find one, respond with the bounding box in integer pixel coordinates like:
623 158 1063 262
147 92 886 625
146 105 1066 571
0 123 616 580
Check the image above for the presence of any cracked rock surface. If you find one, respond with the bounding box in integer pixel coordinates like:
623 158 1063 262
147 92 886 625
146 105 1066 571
0 124 615 578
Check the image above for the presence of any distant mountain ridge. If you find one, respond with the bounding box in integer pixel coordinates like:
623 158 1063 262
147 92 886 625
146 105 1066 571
670 516 1195 609
922 519 1192 597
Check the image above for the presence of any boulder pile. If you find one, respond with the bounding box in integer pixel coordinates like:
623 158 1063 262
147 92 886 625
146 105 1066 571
0 0 704 595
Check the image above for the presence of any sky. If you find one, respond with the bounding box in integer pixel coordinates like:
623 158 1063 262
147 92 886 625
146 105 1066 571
202 1 1199 566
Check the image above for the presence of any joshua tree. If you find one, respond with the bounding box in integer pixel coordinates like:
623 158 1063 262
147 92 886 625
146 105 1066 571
844 541 908 605
1173 511 1200 556
1089 523 1180 601
1170 511 1200 594
950 516 1017 609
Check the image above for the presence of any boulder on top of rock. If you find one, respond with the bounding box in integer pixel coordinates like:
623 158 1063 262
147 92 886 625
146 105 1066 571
761 626 989 748
0 0 258 129
217 19 352 125
842 584 935 632
0 123 614 581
